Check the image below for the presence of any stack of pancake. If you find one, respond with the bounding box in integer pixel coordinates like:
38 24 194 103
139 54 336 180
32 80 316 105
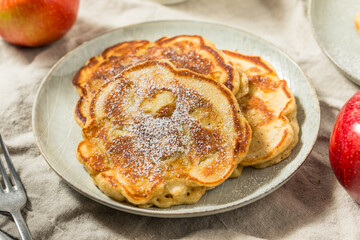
72 35 299 208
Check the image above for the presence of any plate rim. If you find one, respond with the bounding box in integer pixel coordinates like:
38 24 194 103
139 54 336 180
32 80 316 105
308 0 360 85
32 19 320 218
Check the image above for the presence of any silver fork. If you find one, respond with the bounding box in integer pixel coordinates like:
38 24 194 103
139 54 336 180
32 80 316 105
0 135 32 240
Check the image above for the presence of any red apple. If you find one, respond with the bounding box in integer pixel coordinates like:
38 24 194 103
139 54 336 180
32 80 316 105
0 0 79 47
329 91 360 203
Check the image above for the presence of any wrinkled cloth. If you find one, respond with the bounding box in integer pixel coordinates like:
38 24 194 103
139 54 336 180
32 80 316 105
0 0 359 239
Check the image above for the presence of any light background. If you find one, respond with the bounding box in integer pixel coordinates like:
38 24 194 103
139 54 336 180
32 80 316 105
0 0 359 239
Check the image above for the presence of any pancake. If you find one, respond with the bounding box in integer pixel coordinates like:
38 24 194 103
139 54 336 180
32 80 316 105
73 35 247 127
76 60 251 207
223 50 299 168
73 40 155 126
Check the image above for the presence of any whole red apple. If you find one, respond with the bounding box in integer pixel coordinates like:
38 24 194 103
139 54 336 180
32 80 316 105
0 0 79 47
329 91 360 203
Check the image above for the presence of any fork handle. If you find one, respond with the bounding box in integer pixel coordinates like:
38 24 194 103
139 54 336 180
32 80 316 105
11 210 32 240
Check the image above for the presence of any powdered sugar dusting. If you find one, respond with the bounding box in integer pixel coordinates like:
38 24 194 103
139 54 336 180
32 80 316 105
94 70 226 182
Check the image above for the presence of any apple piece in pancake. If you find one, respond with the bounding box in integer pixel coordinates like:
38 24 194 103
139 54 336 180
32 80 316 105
223 50 299 168
76 60 251 207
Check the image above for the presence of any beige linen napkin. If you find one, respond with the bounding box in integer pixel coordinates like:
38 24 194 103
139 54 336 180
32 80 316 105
0 0 359 239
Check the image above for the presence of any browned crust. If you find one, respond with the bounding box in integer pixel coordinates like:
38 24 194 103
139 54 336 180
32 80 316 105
72 40 150 94
222 50 274 74
76 141 110 174
280 80 292 98
101 40 150 59
76 140 87 163
72 57 99 94
87 56 99 67
156 35 235 91
244 95 275 127
72 66 87 95
75 96 87 125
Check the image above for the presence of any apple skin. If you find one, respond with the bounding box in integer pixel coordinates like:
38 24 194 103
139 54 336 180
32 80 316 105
0 0 80 47
329 91 360 203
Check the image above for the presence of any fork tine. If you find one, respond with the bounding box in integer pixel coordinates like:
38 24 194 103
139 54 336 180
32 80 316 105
0 135 22 189
0 155 12 189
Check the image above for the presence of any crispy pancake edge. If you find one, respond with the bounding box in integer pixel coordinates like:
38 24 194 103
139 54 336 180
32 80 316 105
223 50 299 168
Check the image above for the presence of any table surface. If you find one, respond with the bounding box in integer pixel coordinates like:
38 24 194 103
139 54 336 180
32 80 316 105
0 0 359 239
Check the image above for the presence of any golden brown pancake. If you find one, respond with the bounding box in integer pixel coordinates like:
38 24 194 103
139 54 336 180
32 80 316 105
73 35 247 127
76 60 251 207
223 50 299 168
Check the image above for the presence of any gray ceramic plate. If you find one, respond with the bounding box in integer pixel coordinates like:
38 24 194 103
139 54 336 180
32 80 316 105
309 0 360 84
32 20 320 218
